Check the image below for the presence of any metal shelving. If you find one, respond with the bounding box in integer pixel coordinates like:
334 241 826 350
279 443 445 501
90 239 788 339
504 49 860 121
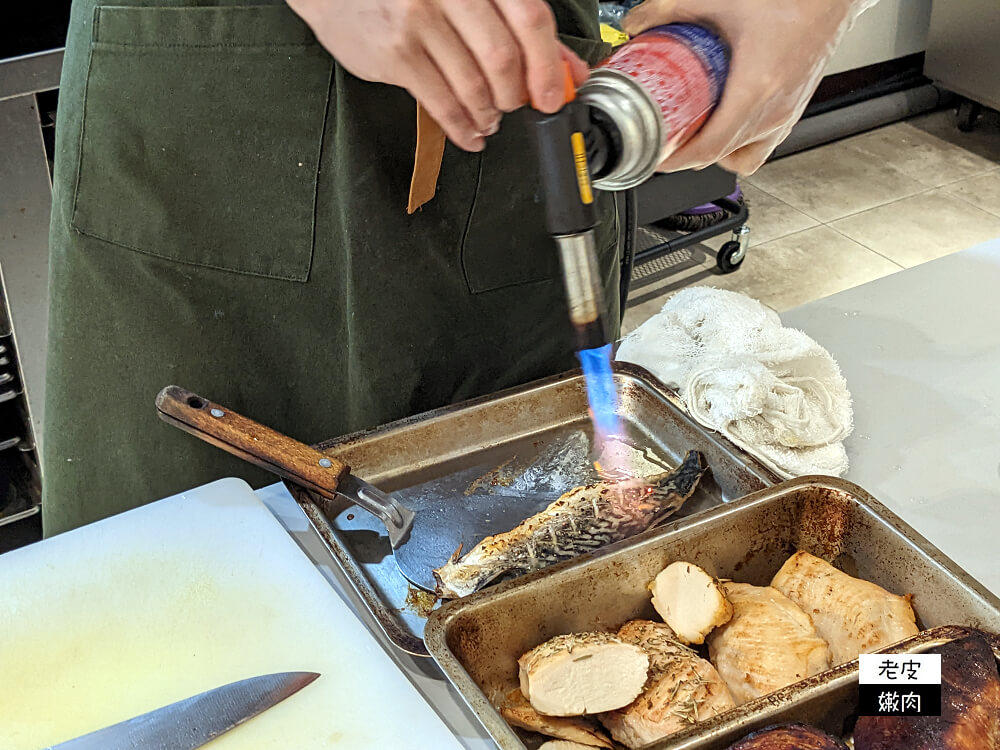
0 299 40 526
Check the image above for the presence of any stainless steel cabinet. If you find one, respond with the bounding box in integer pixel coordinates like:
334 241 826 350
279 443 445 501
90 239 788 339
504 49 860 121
925 0 1000 112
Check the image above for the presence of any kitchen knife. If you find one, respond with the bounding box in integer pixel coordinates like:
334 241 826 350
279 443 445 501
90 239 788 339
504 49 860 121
45 671 319 750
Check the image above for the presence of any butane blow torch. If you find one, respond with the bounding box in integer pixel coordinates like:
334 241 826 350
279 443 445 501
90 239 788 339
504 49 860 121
531 66 610 353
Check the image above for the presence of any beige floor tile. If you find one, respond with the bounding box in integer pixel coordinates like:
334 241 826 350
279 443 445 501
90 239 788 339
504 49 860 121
846 122 998 188
942 169 1000 218
747 141 926 222
742 183 820 244
687 225 901 312
907 108 1000 164
622 270 786 336
830 188 1000 267
623 183 886 328
622 262 746 335
621 248 718 335
621 109 1000 331
622 294 668 336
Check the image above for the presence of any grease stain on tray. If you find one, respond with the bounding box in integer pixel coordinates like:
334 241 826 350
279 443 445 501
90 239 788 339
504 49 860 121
403 585 439 618
465 457 518 495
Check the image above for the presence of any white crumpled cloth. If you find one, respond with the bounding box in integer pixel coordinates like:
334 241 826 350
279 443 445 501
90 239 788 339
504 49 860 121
616 288 853 479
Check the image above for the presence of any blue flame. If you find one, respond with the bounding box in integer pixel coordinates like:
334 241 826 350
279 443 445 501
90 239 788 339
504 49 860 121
578 343 622 440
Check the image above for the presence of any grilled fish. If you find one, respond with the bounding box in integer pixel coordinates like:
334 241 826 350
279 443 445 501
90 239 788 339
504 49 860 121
433 451 706 599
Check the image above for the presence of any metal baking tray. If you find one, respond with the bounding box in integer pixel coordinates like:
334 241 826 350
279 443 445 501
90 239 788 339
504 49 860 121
424 477 1000 749
659 624 1000 749
290 363 779 655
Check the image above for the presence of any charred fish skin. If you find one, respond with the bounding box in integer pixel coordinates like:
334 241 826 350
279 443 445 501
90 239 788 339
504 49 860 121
434 451 706 599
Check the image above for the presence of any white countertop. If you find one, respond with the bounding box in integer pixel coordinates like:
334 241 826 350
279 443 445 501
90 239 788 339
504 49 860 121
782 238 1000 597
257 237 1000 748
257 482 496 750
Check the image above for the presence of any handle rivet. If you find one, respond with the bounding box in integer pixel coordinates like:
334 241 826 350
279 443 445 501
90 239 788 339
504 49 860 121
318 458 333 468
210 408 225 418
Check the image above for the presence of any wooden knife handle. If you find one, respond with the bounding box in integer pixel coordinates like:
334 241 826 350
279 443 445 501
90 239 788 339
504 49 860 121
155 385 350 499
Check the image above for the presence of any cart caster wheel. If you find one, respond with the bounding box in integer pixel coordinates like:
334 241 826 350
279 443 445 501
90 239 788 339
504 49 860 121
957 100 981 132
716 240 745 274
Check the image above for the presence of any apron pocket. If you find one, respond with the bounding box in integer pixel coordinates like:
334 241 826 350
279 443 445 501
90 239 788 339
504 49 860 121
460 146 618 295
460 33 614 295
71 4 332 282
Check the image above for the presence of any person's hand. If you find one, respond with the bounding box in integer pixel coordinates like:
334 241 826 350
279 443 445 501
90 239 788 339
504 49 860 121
286 0 590 152
623 0 877 175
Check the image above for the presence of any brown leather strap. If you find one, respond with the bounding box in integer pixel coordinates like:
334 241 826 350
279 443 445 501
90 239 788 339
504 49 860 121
407 103 446 214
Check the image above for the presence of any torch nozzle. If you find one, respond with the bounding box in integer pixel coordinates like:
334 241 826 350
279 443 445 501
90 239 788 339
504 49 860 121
555 232 610 349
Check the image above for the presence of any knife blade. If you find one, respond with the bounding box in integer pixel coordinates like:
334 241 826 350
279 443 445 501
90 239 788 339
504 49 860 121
45 671 319 750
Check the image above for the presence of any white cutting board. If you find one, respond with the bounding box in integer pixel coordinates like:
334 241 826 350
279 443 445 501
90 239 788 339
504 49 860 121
0 478 463 750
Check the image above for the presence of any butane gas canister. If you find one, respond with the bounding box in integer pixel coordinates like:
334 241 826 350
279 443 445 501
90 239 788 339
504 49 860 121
579 23 730 191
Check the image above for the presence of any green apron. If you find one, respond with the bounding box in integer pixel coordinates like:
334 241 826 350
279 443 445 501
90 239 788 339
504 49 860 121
43 0 619 535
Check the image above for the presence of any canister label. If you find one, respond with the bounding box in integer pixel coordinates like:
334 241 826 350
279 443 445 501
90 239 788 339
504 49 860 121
598 23 730 156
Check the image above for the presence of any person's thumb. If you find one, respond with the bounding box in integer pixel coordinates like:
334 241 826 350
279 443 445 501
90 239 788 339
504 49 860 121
622 0 679 37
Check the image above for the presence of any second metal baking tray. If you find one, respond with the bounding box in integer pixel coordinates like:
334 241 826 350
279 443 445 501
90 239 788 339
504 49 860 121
424 477 1000 748
291 363 779 655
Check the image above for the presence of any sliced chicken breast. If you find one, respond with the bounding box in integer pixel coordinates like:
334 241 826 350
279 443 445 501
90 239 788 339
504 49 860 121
500 689 612 748
771 550 918 665
650 561 734 645
539 741 606 750
707 582 831 704
519 632 649 716
600 620 736 748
